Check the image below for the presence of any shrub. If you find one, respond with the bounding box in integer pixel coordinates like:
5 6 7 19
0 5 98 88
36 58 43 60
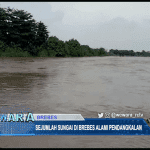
0 41 7 56
1 45 31 57
38 49 48 57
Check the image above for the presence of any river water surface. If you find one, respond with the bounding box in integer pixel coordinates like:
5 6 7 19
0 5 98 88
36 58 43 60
0 56 150 148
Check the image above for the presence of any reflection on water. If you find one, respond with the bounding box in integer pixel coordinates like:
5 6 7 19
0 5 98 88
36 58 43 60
0 56 150 148
0 72 47 89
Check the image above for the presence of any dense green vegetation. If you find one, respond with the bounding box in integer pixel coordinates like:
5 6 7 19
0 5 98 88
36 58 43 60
0 6 108 57
0 6 149 57
108 49 150 57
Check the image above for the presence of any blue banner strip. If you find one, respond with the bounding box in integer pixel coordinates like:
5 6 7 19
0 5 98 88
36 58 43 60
0 118 149 136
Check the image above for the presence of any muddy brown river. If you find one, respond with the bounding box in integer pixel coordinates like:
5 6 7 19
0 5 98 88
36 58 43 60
0 56 150 148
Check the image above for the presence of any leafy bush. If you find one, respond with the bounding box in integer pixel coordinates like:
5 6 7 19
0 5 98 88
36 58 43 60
0 41 7 55
38 49 48 57
1 45 31 57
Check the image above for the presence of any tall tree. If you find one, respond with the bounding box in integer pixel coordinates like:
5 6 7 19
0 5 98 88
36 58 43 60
67 38 81 57
55 40 65 57
35 21 49 48
0 7 9 44
6 7 22 47
64 42 70 56
13 8 37 54
47 36 59 56
98 47 106 56
0 6 39 55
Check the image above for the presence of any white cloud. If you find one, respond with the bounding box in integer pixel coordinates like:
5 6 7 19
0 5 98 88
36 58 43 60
1 2 150 51
48 2 150 23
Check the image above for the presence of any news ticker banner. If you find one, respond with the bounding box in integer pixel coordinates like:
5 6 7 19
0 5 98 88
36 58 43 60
0 113 150 136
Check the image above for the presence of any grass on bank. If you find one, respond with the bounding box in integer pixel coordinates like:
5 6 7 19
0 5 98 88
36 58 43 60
0 47 32 57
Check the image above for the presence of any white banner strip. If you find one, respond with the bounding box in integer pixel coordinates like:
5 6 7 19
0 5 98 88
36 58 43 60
33 114 85 121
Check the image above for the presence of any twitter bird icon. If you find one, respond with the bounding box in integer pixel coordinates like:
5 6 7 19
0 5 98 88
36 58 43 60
98 113 103 118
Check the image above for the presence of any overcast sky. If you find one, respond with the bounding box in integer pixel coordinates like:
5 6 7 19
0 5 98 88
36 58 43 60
0 2 150 52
